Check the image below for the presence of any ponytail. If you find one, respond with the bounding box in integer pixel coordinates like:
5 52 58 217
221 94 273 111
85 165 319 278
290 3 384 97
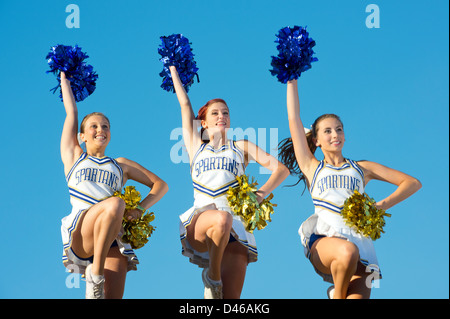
278 130 316 190
278 113 343 191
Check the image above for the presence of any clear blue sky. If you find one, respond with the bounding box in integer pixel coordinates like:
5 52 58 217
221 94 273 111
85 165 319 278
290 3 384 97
0 0 448 299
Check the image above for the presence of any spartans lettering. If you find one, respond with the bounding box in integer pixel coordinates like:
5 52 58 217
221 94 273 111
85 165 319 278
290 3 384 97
74 167 120 190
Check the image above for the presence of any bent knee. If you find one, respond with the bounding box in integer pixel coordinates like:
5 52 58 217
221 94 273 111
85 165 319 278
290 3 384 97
215 210 233 232
102 197 126 218
108 196 126 209
336 241 360 266
205 211 232 239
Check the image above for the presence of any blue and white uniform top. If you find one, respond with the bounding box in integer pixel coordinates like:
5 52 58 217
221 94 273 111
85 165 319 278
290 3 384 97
299 159 381 282
310 158 365 229
179 140 258 268
61 152 138 274
191 141 245 208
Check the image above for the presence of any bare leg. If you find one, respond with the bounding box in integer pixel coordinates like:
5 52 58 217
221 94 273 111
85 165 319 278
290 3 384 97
104 245 128 299
71 197 126 276
186 210 233 281
346 262 372 299
221 241 248 299
310 237 370 299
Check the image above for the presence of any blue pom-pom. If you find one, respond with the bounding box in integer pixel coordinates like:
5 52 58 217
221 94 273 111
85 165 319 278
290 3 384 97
158 34 199 93
269 26 318 83
46 44 98 102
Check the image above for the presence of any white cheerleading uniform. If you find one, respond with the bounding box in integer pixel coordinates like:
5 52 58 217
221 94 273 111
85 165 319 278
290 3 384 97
61 152 139 274
298 159 381 283
179 140 258 268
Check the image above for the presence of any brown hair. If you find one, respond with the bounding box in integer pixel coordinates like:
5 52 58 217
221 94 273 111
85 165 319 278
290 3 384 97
278 114 343 189
80 112 110 133
196 98 229 143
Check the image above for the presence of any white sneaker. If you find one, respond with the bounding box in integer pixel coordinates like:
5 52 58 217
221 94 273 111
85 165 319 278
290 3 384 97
327 285 335 299
85 264 105 299
202 268 223 299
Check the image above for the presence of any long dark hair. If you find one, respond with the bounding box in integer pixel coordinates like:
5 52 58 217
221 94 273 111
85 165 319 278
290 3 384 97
278 114 343 190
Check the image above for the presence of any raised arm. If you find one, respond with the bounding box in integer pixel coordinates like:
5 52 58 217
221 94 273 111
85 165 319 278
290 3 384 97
236 140 290 203
286 79 319 181
169 66 202 161
60 72 83 175
358 160 421 211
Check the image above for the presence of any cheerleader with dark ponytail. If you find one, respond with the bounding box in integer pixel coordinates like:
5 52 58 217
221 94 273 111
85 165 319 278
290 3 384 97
278 114 340 188
279 79 421 299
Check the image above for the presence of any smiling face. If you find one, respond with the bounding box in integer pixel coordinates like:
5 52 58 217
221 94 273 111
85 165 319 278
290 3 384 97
201 102 230 134
79 113 111 151
314 117 345 153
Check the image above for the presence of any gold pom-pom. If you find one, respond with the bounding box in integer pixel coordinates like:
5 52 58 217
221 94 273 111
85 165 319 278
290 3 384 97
113 185 142 211
226 175 277 233
113 186 156 249
121 211 155 249
341 190 391 241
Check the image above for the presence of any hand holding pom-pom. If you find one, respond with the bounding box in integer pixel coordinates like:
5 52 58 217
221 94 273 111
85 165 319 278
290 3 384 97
121 211 156 250
46 44 98 102
113 186 156 249
269 25 318 83
341 190 391 241
158 34 199 93
227 175 277 233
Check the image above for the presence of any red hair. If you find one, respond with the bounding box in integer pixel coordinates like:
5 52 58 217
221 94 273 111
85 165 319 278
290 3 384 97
197 98 228 142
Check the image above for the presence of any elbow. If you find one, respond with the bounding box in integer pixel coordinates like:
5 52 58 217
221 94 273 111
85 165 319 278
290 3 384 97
161 180 169 195
412 177 422 192
155 179 169 197
283 165 290 178
278 162 291 180
405 176 422 194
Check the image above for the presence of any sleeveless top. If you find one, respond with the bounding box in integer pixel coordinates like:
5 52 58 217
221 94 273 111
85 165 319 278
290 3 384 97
190 140 245 208
62 152 135 272
66 152 124 211
179 141 258 267
309 158 365 228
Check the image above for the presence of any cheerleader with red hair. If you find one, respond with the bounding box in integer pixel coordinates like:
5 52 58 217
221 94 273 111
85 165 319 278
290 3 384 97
169 66 289 299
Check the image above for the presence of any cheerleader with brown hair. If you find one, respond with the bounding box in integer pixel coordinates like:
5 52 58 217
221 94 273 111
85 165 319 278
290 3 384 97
278 79 421 298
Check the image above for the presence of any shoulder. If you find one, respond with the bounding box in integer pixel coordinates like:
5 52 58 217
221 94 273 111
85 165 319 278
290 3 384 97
234 139 246 148
234 139 258 161
115 156 139 165
354 160 387 182
115 156 151 181
234 139 257 153
234 139 246 147
114 157 134 171
354 160 376 171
